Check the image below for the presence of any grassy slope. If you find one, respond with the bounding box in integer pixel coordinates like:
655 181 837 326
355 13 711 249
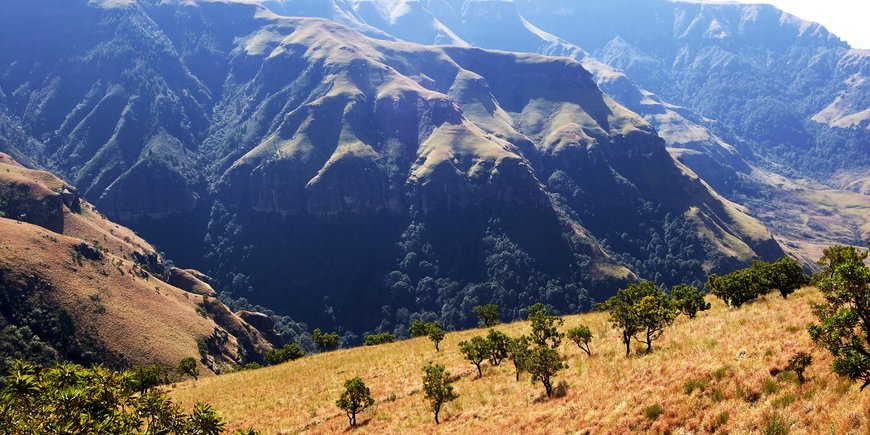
169 288 867 433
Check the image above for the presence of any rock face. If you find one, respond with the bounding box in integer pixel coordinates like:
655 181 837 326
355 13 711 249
0 1 784 333
166 267 216 296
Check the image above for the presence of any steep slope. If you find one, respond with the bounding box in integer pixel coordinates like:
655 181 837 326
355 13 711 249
0 153 271 374
0 0 782 335
169 287 866 433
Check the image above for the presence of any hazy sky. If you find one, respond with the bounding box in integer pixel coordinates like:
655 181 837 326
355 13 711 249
724 0 869 48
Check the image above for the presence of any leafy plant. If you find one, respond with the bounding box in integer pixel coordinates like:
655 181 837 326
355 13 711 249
507 335 531 381
785 352 812 384
177 357 199 381
566 325 592 356
528 303 564 348
473 304 501 327
526 346 567 398
335 377 375 427
363 332 395 346
459 336 492 378
427 323 446 351
670 284 710 318
486 329 510 366
422 362 458 424
264 344 305 366
312 328 340 352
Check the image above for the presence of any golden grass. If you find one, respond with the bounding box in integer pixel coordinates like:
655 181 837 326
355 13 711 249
169 288 868 433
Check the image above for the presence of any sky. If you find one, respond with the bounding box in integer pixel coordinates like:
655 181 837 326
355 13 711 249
724 0 870 49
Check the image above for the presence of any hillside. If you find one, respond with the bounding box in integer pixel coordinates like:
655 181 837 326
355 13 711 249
0 0 783 335
169 287 866 433
0 153 271 373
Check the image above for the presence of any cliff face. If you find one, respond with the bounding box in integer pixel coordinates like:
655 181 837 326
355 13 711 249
0 0 783 333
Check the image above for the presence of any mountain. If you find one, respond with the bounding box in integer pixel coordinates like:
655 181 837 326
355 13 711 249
0 152 271 374
0 0 782 335
168 287 863 433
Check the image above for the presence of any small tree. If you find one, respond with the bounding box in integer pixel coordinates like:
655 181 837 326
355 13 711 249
312 328 340 352
459 336 492 377
422 362 458 424
473 304 500 327
427 323 446 351
335 377 374 427
264 343 305 365
409 320 430 338
528 303 564 348
706 269 763 308
670 284 710 319
177 357 199 381
634 290 680 354
760 256 808 299
785 352 813 384
603 284 648 356
566 325 592 356
486 329 510 366
128 364 171 394
809 245 870 389
364 332 395 346
526 346 567 397
507 335 531 381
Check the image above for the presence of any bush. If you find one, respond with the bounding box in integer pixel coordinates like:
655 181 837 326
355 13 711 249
363 332 395 346
128 364 171 394
312 328 340 352
427 323 446 351
459 336 492 378
335 377 375 427
566 325 592 356
409 320 431 338
756 257 808 299
528 303 564 348
507 335 531 381
670 284 710 318
0 360 225 434
603 282 678 355
486 329 510 366
264 343 305 365
177 357 199 381
785 352 812 384
422 362 458 424
707 269 763 308
473 304 500 327
645 404 663 420
761 412 790 435
526 346 567 397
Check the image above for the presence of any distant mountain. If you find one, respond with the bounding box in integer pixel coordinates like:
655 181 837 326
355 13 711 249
0 0 781 335
0 153 271 374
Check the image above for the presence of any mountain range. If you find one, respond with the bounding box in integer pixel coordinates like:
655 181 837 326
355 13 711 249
2 0 865 337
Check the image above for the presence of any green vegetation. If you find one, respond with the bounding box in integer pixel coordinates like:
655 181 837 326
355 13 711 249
364 332 396 346
604 282 678 355
312 328 340 353
707 256 808 308
409 320 432 338
507 335 531 381
566 325 593 356
264 344 305 366
809 245 870 389
486 329 510 366
671 284 710 319
459 336 492 378
427 323 445 351
526 346 567 398
0 360 224 434
422 362 458 425
528 303 564 348
335 377 374 427
473 304 500 327
177 357 199 381
128 363 171 394
785 352 812 384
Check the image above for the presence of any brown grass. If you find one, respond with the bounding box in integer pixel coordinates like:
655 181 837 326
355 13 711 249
169 288 867 433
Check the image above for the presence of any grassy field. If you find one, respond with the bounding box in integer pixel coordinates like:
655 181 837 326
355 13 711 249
169 288 868 433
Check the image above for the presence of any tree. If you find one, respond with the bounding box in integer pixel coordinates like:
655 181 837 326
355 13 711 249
785 352 812 384
706 268 763 308
486 329 510 366
809 245 870 389
473 304 500 327
459 336 492 377
363 332 395 346
422 362 458 424
128 364 171 394
177 357 199 381
427 323 446 351
0 360 225 434
409 320 431 338
526 346 567 397
507 335 531 381
335 377 375 427
634 289 679 353
670 284 710 319
760 257 808 299
566 325 592 356
312 328 340 352
528 303 564 348
603 283 651 356
264 343 305 365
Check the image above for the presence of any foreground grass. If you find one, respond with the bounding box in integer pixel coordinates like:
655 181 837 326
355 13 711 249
169 288 868 433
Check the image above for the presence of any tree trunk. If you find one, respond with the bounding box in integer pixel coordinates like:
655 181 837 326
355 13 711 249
476 363 482 378
434 406 441 424
435 342 440 351
544 378 552 397
624 338 631 356
646 330 653 353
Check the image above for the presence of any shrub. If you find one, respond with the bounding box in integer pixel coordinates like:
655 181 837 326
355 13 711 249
785 352 812 384
757 257 808 299
473 304 500 327
566 325 592 356
761 412 790 435
684 377 707 395
427 323 446 351
128 364 171 394
604 282 678 355
706 269 763 308
528 303 564 348
264 343 305 365
422 362 458 424
507 335 531 381
486 329 510 366
312 328 340 352
526 346 567 397
670 284 710 318
409 320 430 338
645 404 663 420
177 357 199 381
809 245 870 390
335 377 375 427
459 336 492 377
363 332 395 346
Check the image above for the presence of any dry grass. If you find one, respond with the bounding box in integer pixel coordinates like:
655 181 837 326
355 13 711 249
170 288 868 433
